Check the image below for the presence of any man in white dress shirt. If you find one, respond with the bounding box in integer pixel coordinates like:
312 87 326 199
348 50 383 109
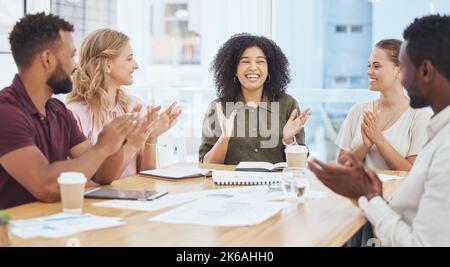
308 14 450 246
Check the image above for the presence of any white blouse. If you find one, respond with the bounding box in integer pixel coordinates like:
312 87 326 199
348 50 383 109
335 101 432 170
361 105 450 246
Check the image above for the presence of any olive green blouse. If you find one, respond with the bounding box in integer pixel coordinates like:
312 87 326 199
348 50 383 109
199 92 306 165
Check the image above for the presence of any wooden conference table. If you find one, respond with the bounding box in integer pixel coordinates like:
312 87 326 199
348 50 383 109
5 163 407 247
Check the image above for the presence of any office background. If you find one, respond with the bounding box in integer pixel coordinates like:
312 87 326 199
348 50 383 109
1 0 448 165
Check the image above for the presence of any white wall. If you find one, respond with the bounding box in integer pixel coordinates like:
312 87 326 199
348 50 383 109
26 0 51 13
272 0 325 88
117 0 151 89
0 55 17 87
372 0 450 44
0 0 50 87
200 0 261 88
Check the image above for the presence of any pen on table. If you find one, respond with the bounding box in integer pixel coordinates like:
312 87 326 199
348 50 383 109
147 191 169 201
42 215 91 222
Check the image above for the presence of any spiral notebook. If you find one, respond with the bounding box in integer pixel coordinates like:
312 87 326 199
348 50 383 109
212 170 292 185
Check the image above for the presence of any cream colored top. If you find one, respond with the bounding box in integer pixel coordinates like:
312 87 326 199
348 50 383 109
67 95 145 178
335 101 432 170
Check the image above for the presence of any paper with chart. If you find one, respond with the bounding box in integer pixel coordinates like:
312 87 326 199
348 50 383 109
149 199 290 226
91 186 281 212
175 185 329 202
10 213 124 239
91 185 329 212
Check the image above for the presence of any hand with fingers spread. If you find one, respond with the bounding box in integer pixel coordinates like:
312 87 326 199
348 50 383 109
283 108 312 144
216 102 237 139
147 101 183 143
95 113 139 156
125 104 161 150
362 110 385 146
145 104 162 130
307 151 382 204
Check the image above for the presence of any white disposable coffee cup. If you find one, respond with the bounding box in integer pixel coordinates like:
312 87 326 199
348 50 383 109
285 145 309 169
58 172 87 214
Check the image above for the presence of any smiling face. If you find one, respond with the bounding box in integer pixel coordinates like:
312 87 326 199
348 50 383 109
367 47 401 92
108 42 139 87
236 46 269 93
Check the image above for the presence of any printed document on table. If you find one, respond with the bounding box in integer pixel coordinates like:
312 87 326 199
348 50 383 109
92 194 195 211
92 186 329 213
10 213 124 239
174 186 329 202
149 199 290 227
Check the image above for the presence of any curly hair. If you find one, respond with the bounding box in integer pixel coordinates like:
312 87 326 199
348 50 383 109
9 12 74 69
66 29 131 124
403 14 450 82
211 33 291 102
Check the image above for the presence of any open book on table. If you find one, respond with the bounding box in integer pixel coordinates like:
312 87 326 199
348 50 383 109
235 161 287 172
139 167 212 180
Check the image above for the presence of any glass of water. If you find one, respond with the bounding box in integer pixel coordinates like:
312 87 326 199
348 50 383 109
281 167 310 198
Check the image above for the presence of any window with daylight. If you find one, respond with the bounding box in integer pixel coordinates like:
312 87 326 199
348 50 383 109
0 0 448 164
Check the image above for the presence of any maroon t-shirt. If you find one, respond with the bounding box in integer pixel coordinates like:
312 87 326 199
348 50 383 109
0 75 86 209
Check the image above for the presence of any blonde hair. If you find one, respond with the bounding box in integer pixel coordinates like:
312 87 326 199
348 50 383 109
67 29 131 123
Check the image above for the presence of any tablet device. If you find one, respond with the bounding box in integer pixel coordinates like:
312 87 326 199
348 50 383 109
84 188 168 201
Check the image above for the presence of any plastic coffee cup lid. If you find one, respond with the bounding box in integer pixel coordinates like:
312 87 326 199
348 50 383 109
285 145 308 154
58 172 87 185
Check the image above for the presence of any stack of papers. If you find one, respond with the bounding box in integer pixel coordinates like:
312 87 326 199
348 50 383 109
11 213 124 239
149 199 290 227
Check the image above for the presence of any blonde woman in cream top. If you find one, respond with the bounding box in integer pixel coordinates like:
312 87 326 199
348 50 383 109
335 101 431 170
335 39 431 171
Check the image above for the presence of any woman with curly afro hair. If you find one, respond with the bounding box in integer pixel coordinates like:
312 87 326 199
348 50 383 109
199 33 311 165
